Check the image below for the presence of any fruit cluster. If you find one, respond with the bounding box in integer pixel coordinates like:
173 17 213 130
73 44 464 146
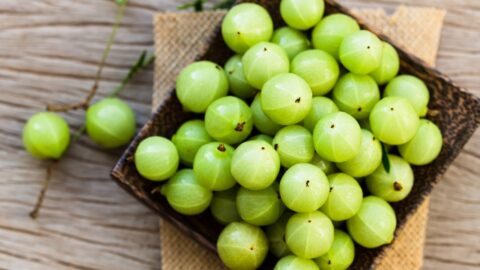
134 1 443 269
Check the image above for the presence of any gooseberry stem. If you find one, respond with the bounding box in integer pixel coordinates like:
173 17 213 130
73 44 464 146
30 160 57 219
46 1 128 112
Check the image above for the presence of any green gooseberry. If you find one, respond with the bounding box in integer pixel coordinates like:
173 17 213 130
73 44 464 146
236 183 285 226
274 255 319 270
303 96 339 132
398 119 443 165
171 120 212 166
384 75 430 116
280 0 324 30
210 187 241 225
163 169 212 215
261 73 313 125
311 14 360 59
204 96 253 145
346 196 397 248
134 136 179 181
332 73 380 119
314 229 355 270
23 112 70 159
369 42 400 85
251 94 282 136
85 98 136 148
369 97 420 145
250 134 273 144
313 112 362 162
272 125 315 168
224 54 257 99
272 27 311 60
242 42 290 89
310 153 337 175
193 142 236 191
175 61 228 113
291 49 340 96
266 212 293 258
366 154 414 202
217 222 269 269
221 3 273 54
285 211 334 259
339 30 383 75
279 163 330 212
320 173 363 221
336 129 382 177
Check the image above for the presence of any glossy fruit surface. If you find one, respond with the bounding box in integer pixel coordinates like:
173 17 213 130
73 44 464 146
310 153 337 174
339 30 383 74
172 120 212 166
280 0 325 30
134 136 178 181
272 27 311 60
224 54 257 99
251 94 282 136
237 184 285 226
193 142 236 191
384 75 430 116
274 255 319 270
303 97 339 132
267 212 293 258
320 173 363 221
398 119 443 165
250 134 273 144
314 229 355 270
272 125 314 167
369 42 400 85
210 187 241 225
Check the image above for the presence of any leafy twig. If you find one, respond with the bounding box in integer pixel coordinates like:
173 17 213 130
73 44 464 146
30 161 57 219
110 50 155 97
212 0 235 10
177 0 206 11
381 143 391 173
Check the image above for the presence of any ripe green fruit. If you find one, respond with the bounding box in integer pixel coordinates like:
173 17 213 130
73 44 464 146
237 183 285 226
303 96 339 132
251 94 282 136
314 229 355 270
273 125 315 168
193 142 236 191
339 30 383 75
171 120 212 166
134 136 178 181
366 154 414 202
266 212 293 258
175 61 228 113
250 134 273 144
347 196 397 248
163 169 212 215
85 98 136 148
224 54 257 99
369 42 400 85
274 255 319 270
398 119 443 165
310 153 337 175
23 112 70 159
384 75 430 116
320 173 363 221
210 187 241 225
285 211 334 258
271 27 311 60
217 222 269 269
221 3 273 53
280 0 325 30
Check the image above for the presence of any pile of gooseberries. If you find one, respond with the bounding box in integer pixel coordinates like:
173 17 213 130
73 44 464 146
134 1 443 269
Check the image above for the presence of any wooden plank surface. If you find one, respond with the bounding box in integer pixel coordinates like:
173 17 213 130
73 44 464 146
0 0 478 269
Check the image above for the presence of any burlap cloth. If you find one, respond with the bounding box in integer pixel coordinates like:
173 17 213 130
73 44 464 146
152 6 446 270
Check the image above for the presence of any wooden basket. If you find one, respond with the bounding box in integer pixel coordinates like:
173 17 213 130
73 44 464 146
111 0 480 268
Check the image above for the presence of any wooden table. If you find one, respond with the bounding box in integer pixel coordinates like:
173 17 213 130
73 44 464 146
0 1 478 269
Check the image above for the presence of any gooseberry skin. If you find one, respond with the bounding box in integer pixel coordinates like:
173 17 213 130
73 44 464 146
398 119 443 165
193 142 236 191
221 3 273 54
163 169 212 215
231 140 280 190
320 173 363 221
210 187 241 225
261 73 313 125
274 255 319 270
303 97 339 132
384 75 430 116
271 27 311 60
134 136 179 181
217 222 269 270
171 120 212 166
250 134 273 144
311 14 360 59
285 211 334 259
291 49 340 96
266 212 293 258
224 55 257 99
310 153 337 175
366 154 414 202
369 42 400 85
280 0 324 30
175 61 228 113
236 184 285 226
85 98 136 148
273 125 315 168
346 196 397 248
336 129 382 177
279 163 329 213
242 42 290 89
23 112 70 160
314 229 355 270
204 96 253 145
251 94 282 136
339 30 383 75
369 97 420 145
313 112 362 162
332 73 380 120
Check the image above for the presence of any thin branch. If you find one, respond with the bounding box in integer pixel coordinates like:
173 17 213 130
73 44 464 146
30 160 57 219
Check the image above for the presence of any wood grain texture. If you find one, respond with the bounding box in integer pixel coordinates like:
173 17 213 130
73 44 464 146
0 0 478 269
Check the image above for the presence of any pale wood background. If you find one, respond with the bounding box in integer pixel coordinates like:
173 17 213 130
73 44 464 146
0 0 477 269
